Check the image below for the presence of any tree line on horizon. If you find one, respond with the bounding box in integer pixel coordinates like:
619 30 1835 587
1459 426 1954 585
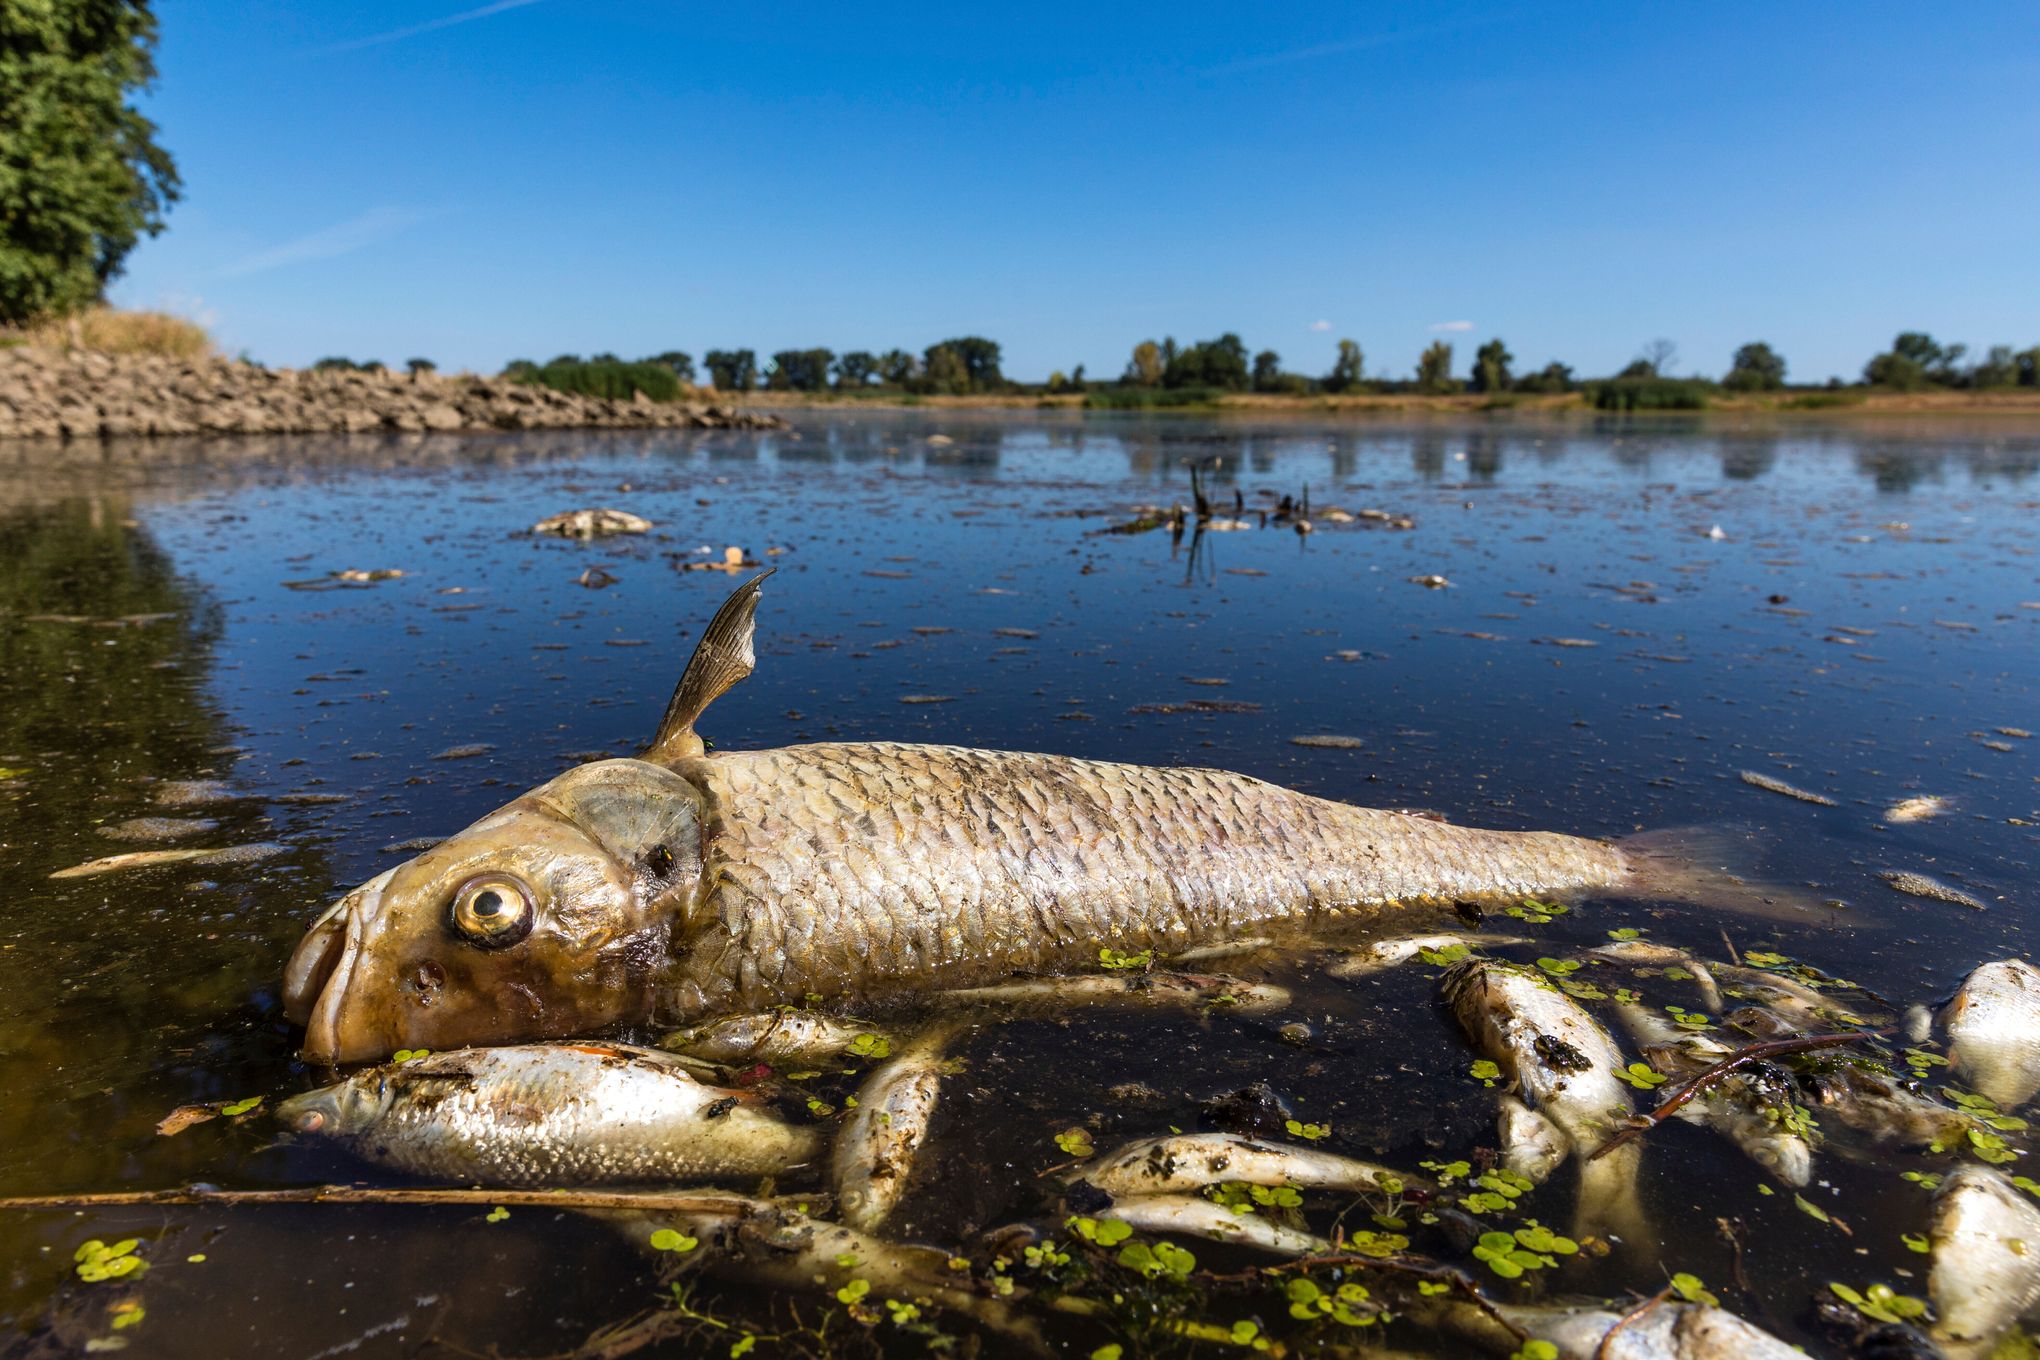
475 330 2040 404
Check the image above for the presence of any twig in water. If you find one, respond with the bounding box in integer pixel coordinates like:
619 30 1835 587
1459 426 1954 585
1718 927 1741 966
1590 1028 1889 1161
1596 1285 1674 1360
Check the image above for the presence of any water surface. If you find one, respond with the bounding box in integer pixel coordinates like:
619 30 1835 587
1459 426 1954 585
2 413 2036 1357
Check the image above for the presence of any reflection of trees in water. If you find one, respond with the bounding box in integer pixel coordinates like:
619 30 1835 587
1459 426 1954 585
1718 435 1780 481
1409 432 1448 480
0 501 329 1199
1465 431 1502 481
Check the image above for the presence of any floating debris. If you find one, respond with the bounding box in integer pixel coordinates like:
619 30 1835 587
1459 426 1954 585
1879 869 1987 911
682 545 759 572
1409 574 1453 589
898 694 954 705
1127 699 1262 715
575 566 618 589
151 779 235 808
1289 734 1364 749
1740 770 1836 805
532 508 651 538
99 816 219 843
1885 795 1951 824
430 743 495 760
50 842 285 880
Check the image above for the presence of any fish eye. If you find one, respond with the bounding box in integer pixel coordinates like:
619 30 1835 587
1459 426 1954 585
447 874 535 949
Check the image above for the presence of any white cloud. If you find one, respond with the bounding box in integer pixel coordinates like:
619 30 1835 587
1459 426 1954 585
217 207 429 279
1429 320 1475 333
321 0 546 55
1308 319 1332 332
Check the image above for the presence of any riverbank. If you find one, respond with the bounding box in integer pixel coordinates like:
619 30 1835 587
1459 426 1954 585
742 387 2040 417
0 345 782 440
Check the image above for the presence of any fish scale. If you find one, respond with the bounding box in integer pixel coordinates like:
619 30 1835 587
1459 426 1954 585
663 741 1626 1017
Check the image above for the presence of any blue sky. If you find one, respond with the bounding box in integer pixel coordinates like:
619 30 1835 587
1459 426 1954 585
115 2 2040 383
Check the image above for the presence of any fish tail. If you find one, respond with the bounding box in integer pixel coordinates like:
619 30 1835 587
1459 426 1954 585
1573 1144 1657 1267
1614 825 1852 925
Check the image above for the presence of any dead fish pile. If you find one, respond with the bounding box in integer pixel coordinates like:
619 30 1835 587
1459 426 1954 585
532 507 651 537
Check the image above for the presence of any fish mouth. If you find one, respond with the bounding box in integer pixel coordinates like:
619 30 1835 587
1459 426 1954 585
288 871 392 1065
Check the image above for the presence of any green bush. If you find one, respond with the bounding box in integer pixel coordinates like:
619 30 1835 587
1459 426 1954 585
1589 377 1713 411
512 357 680 402
1085 385 1220 409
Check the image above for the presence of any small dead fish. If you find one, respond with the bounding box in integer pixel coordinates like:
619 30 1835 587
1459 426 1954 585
49 842 285 880
834 1028 951 1233
1324 932 1530 979
1496 1093 1569 1184
1443 958 1650 1255
1885 796 1952 824
1880 869 1987 911
532 508 651 537
1094 1193 1329 1256
1589 941 1725 1012
663 1010 885 1067
1929 1167 2040 1360
1739 770 1836 806
1726 1005 1972 1149
99 816 219 843
1714 964 1872 1030
1079 1132 1409 1198
279 1042 819 1185
940 970 1289 1013
1168 937 1274 965
1945 959 2040 1110
1615 1002 1814 1185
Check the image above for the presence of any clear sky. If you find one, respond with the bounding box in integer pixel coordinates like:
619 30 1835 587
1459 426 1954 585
114 2 2040 384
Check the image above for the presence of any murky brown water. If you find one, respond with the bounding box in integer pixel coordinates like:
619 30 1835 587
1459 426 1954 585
1 413 2036 1358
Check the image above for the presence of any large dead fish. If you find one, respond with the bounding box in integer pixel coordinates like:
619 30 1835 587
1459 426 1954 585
1944 959 2040 1111
1929 1166 2040 1360
282 573 1812 1063
277 1041 819 1185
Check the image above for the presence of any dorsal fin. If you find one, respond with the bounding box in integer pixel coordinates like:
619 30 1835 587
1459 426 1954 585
645 569 773 762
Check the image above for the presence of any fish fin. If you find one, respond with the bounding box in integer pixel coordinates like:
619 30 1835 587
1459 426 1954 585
1614 825 1855 926
646 569 773 761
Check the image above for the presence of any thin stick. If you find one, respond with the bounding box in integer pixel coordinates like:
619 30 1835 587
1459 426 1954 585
1590 1028 1888 1161
1596 1285 1674 1360
1718 927 1741 966
0 1185 766 1215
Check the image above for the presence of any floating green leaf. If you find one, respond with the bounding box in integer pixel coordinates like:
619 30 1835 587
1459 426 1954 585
1616 1061 1668 1090
835 1277 870 1305
220 1096 263 1117
1285 1119 1331 1141
846 1033 891 1059
1469 1059 1502 1087
1098 946 1154 971
1669 1272 1719 1306
1828 1282 1927 1324
1054 1128 1096 1158
485 1206 509 1223
649 1228 698 1253
1607 928 1643 941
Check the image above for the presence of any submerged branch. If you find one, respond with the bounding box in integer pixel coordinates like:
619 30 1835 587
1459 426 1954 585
0 1184 770 1216
1590 1028 1890 1161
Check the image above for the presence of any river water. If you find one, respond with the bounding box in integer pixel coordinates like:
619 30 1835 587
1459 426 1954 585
0 412 2035 1357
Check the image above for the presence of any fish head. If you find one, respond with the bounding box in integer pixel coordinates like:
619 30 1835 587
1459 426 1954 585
277 1069 393 1138
283 759 708 1064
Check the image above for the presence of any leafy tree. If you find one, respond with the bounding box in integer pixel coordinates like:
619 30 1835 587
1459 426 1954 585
311 356 359 372
703 349 757 390
1164 332 1249 389
921 344 969 394
1068 363 1086 392
1125 340 1163 386
1513 361 1574 394
1415 341 1458 394
1722 341 1786 391
1324 339 1364 393
1971 345 2018 389
514 355 678 402
877 349 917 386
2018 347 2040 388
547 353 583 367
832 350 878 390
767 348 833 392
501 358 538 380
0 1 181 323
923 336 1001 391
1252 350 1282 391
1616 359 1656 379
1470 338 1514 394
405 357 436 377
645 350 695 381
1866 331 1965 388
1863 350 1925 390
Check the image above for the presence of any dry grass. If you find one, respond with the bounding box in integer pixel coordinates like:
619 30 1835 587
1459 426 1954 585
15 307 217 360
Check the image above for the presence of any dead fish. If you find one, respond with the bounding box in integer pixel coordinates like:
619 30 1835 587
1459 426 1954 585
1442 958 1651 1254
532 508 651 537
1714 964 1872 1029
605 1197 1041 1345
1614 1001 1814 1185
1929 1167 2040 1360
99 816 219 843
938 971 1289 1013
1945 960 2040 1110
277 1042 819 1185
1884 796 1952 824
1725 1005 1973 1150
1739 770 1836 806
834 1028 952 1233
1486 1300 1802 1359
1093 1193 1329 1256
1589 941 1725 1012
50 842 284 880
1495 1094 1570 1184
283 572 1820 1064
1078 1132 1409 1198
662 1010 884 1067
1880 869 1987 911
1168 936 1274 964
1323 932 1530 978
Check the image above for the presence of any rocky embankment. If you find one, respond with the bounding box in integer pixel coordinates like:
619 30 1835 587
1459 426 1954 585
0 346 781 439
